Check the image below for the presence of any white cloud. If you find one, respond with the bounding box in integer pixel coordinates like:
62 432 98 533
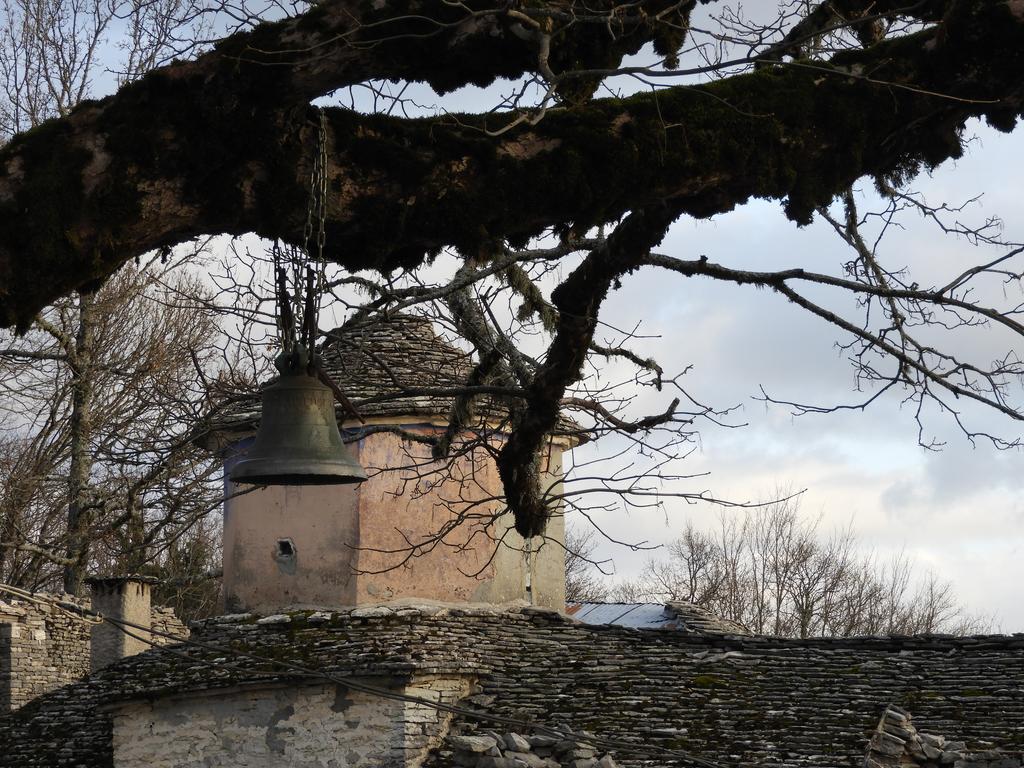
571 119 1024 630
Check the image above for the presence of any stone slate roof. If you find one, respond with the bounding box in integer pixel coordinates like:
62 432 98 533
207 313 584 445
210 314 477 436
1 605 1023 768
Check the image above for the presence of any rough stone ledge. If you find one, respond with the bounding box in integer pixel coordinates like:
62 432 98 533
865 705 1023 768
4 604 1024 768
443 727 623 768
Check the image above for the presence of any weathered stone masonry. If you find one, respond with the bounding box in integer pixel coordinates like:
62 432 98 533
0 593 187 714
1 604 1023 767
864 705 1020 768
0 596 90 712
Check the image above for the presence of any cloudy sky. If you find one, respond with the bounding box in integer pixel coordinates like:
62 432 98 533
563 122 1024 631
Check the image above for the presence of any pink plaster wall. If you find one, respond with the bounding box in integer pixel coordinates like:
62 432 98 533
222 424 567 614
350 430 506 604
222 481 361 613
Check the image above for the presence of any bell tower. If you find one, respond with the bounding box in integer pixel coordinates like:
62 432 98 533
210 315 574 615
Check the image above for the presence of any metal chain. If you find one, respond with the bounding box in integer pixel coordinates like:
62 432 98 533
269 107 330 358
272 239 284 349
314 109 329 343
297 108 329 352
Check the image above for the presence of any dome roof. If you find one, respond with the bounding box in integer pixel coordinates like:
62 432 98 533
207 314 481 439
319 313 475 419
205 313 585 447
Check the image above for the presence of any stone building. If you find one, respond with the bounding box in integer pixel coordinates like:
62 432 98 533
0 594 91 713
0 578 186 714
1 603 1023 767
1 313 1022 767
207 314 576 615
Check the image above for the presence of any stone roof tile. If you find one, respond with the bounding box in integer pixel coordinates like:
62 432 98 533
2 607 1024 767
211 314 476 435
207 313 584 444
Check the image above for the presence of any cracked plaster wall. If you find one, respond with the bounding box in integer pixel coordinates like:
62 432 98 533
111 674 472 768
223 426 567 614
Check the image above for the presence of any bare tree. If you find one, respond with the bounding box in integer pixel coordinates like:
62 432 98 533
607 499 991 637
0 0 1022 581
0 0 231 603
564 525 610 603
0 257 235 597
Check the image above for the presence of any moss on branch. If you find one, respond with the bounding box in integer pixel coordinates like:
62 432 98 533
322 16 1021 275
0 0 1022 328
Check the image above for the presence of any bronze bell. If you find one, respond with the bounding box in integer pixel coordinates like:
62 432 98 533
229 366 368 486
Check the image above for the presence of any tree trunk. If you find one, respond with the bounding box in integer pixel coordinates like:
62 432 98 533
63 291 95 595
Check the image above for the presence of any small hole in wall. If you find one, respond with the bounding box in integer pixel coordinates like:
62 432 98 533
276 539 295 558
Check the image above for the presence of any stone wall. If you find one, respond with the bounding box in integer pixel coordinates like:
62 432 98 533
3 605 1024 768
440 728 623 768
402 673 474 766
114 682 402 768
0 596 90 712
111 673 473 768
149 607 188 647
0 594 187 714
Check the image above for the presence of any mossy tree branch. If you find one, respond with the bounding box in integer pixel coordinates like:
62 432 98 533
499 205 679 537
0 1 1022 330
2 0 1024 537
